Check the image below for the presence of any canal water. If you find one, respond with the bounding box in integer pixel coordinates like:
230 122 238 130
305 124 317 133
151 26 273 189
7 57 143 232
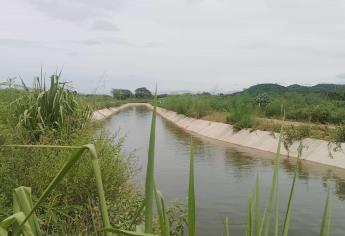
103 105 345 236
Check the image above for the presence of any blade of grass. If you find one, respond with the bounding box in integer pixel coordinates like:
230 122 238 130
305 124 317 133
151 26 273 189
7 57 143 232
274 181 279 236
0 212 35 236
188 139 196 236
255 175 260 236
13 187 41 235
282 169 297 236
224 216 230 236
258 207 267 236
263 125 283 236
153 181 170 236
282 143 302 236
247 195 253 236
144 95 157 233
320 187 332 236
86 144 112 236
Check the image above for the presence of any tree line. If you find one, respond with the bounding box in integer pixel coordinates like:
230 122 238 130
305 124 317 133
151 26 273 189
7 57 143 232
111 87 153 99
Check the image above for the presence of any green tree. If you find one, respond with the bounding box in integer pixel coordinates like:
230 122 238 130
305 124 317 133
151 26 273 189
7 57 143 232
111 89 133 100
135 87 152 99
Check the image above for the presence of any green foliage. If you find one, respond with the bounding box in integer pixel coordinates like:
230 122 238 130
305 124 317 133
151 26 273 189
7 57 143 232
12 75 91 141
162 84 345 126
135 87 153 99
112 89 133 100
157 94 168 99
0 144 112 236
160 95 211 118
334 123 345 143
226 98 258 130
0 86 142 234
254 93 271 108
166 203 186 236
243 83 287 95
243 83 345 94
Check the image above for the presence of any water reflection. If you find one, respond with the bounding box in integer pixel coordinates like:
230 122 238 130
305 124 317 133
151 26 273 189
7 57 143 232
103 106 345 236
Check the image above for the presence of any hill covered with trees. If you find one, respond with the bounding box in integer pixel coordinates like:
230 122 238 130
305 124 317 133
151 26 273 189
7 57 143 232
239 83 345 95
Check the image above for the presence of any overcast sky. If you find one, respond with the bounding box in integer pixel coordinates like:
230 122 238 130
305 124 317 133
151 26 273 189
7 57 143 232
1 0 345 94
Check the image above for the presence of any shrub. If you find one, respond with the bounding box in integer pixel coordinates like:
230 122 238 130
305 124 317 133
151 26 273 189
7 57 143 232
226 99 258 130
282 125 311 152
310 105 331 124
335 123 345 143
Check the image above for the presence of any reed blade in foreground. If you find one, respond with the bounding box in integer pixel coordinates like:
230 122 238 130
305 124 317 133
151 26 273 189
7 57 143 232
188 140 196 236
144 95 157 233
319 187 332 236
263 126 283 236
224 216 230 236
153 182 170 236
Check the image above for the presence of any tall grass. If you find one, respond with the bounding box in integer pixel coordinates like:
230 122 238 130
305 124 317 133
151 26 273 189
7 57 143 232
160 95 211 118
12 75 90 141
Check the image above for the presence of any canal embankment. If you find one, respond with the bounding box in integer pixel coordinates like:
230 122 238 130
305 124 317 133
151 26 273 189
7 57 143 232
92 103 345 169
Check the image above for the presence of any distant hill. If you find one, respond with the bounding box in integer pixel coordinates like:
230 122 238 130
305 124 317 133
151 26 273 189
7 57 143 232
287 84 309 92
240 83 345 95
244 83 287 95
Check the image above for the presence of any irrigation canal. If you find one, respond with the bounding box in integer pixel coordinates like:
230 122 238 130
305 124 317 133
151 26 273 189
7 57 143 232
103 105 345 236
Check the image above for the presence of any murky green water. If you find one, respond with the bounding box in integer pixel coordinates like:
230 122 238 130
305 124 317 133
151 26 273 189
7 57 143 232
103 106 345 235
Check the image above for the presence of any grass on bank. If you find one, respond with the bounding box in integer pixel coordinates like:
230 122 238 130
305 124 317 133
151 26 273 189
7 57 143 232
1 87 333 235
159 94 345 143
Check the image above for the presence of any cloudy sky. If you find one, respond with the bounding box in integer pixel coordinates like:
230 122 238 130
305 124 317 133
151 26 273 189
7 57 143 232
1 0 345 94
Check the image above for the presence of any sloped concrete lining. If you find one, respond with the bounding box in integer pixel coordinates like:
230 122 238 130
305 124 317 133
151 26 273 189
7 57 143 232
92 103 345 169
